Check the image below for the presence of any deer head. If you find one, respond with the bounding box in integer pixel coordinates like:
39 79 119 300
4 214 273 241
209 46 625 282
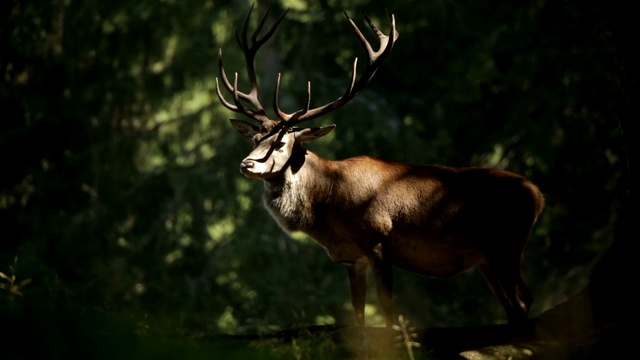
215 4 397 179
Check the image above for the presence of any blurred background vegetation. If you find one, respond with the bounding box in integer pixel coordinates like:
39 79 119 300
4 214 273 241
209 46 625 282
1 0 622 357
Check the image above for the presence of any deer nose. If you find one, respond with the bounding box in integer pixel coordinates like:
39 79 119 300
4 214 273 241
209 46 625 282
240 160 254 173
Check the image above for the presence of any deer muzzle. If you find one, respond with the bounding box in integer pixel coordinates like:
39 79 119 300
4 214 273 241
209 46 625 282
240 160 254 174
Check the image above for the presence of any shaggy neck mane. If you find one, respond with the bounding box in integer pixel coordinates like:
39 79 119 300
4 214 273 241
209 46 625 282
262 148 333 232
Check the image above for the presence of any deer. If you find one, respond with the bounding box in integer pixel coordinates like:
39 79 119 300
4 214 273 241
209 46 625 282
215 4 545 329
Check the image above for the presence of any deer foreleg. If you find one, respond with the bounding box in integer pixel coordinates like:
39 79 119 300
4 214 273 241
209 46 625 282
372 242 394 327
346 259 369 328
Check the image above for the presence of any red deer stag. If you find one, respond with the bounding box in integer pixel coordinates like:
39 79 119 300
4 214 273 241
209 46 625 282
215 4 544 327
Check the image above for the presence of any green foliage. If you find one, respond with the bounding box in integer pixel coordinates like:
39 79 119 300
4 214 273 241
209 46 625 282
393 315 421 360
0 0 622 356
0 257 32 301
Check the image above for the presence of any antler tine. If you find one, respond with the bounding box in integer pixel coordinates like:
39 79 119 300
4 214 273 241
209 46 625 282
274 10 397 127
216 49 269 123
274 73 314 122
350 10 397 84
215 3 289 125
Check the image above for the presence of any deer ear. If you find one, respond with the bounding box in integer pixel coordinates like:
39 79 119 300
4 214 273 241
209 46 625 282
230 119 259 141
296 125 336 143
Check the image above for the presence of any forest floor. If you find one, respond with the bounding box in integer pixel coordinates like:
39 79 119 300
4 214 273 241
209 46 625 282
199 289 631 359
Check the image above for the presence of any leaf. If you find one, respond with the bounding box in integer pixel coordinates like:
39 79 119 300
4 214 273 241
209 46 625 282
18 278 33 289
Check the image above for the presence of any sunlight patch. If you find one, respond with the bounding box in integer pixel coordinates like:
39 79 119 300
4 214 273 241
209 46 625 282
314 315 336 326
290 231 312 243
206 216 236 251
217 306 239 334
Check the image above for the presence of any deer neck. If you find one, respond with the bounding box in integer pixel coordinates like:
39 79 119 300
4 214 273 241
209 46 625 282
261 147 333 232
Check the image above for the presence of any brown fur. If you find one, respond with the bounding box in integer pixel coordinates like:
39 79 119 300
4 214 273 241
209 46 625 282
235 124 544 327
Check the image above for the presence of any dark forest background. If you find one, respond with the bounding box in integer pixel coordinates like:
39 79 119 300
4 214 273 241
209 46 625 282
1 0 630 358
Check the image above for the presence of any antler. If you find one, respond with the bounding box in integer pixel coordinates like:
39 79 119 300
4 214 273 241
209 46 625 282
275 10 398 127
215 3 288 127
216 5 397 132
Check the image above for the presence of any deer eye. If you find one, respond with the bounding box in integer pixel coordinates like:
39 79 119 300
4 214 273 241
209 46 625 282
275 141 286 150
